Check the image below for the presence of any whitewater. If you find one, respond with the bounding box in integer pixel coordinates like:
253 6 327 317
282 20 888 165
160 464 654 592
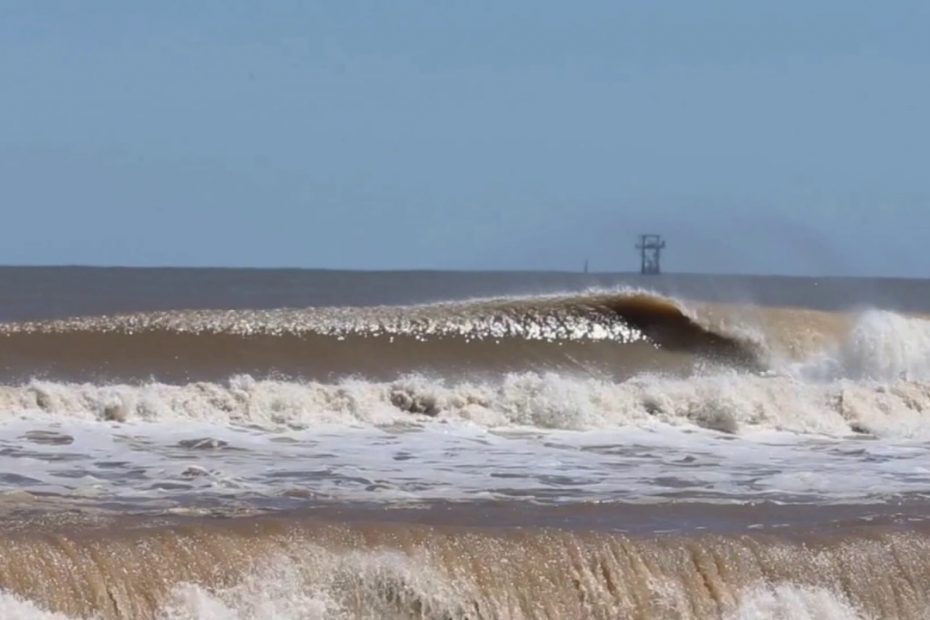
3 271 930 619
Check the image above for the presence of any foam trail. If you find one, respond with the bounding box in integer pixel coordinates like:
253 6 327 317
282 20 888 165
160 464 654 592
0 591 71 620
7 369 930 437
0 567 879 620
727 584 863 620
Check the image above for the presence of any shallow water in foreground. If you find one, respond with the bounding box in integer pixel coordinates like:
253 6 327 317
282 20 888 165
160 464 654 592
2 506 930 619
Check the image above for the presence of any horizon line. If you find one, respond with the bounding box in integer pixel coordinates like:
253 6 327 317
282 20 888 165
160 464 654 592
0 264 925 281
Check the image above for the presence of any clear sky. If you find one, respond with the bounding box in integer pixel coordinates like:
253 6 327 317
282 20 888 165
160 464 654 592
1 1 928 275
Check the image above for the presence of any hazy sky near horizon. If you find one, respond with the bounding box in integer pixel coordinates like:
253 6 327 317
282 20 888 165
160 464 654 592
2 2 929 275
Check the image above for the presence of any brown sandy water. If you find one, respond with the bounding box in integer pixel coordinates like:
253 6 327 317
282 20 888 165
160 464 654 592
2 268 930 618
2 502 930 619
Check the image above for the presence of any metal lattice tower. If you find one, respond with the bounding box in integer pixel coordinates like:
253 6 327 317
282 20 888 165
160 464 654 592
636 234 665 275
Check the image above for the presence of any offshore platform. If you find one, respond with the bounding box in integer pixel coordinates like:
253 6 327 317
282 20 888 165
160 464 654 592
636 234 665 275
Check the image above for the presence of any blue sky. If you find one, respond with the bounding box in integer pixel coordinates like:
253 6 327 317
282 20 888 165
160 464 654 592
1 1 928 275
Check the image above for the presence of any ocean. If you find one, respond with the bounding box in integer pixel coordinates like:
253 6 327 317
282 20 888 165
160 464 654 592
2 267 930 619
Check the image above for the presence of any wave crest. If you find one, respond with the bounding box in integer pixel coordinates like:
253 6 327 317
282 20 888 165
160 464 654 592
0 292 759 382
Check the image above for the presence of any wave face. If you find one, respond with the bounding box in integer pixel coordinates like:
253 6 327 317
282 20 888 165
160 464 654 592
0 292 759 382
0 515 927 619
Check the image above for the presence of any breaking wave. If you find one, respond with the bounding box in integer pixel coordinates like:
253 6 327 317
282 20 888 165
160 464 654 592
0 292 759 382
0 293 928 436
797 309 930 381
0 515 923 619
0 578 871 620
3 286 930 618
6 369 930 437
